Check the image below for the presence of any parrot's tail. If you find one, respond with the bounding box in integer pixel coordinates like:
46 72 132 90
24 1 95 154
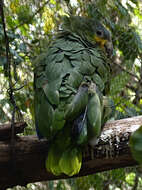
45 145 82 176
59 147 82 176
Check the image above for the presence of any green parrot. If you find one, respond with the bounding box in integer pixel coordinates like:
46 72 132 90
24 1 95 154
34 16 113 176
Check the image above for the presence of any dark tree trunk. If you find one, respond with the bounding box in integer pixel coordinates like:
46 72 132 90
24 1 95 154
0 116 141 189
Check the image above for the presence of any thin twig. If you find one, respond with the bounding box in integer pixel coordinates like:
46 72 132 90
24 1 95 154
0 0 17 173
126 84 137 92
7 81 25 92
132 173 139 190
0 0 11 78
112 61 139 81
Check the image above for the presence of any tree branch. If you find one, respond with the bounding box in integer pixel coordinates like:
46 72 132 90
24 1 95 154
113 61 139 81
0 122 27 141
0 116 142 189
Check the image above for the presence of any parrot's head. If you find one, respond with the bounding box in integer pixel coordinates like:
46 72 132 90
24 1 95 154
91 21 113 57
62 16 113 57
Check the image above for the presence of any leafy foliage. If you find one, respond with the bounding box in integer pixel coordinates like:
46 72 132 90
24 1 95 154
130 125 142 164
1 0 142 189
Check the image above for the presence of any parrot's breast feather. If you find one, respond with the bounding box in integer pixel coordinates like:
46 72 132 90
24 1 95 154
34 32 110 138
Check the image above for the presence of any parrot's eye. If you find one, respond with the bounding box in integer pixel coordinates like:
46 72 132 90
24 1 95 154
96 30 103 36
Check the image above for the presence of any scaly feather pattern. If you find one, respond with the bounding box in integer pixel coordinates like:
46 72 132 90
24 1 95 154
34 16 113 176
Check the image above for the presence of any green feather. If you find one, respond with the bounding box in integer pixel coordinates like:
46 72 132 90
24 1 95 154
34 16 113 176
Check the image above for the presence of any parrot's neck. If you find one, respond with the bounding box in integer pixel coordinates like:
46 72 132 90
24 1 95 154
58 30 98 49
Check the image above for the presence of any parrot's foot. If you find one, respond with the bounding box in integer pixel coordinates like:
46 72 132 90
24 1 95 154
89 137 99 147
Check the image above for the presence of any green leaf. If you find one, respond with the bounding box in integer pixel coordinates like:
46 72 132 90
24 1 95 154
129 125 142 164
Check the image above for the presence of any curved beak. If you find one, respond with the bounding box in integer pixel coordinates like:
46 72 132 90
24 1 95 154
104 41 113 58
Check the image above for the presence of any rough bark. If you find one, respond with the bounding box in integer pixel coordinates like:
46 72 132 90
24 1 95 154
0 116 142 189
0 122 27 140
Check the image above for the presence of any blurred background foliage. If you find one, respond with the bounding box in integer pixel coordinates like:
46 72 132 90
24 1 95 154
0 0 142 189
